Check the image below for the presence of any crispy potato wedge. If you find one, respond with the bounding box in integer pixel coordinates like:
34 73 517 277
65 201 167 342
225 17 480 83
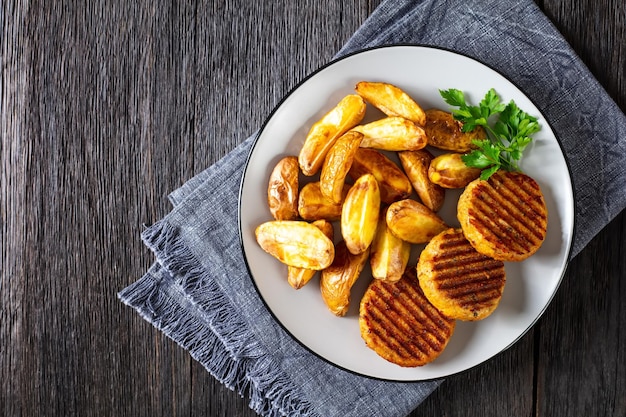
398 149 445 212
267 156 300 220
298 181 350 221
370 210 411 282
341 173 381 255
287 220 334 289
320 131 363 204
255 220 334 270
355 81 426 126
351 116 427 151
298 94 366 176
428 153 481 188
348 148 413 204
424 109 486 152
386 199 448 244
320 240 370 316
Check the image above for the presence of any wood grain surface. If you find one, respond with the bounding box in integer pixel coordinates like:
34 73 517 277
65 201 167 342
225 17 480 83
1 1 624 416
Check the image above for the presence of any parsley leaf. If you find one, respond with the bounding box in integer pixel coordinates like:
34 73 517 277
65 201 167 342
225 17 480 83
439 88 541 180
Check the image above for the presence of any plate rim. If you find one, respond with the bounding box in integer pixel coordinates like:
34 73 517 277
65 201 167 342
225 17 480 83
237 43 576 382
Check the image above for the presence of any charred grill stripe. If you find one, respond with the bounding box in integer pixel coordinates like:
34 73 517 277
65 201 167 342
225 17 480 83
440 281 505 301
365 295 433 358
474 190 539 244
492 173 546 216
397 277 455 332
468 200 533 254
456 288 504 308
394 281 453 345
434 270 505 292
432 249 504 272
367 281 451 353
483 178 547 242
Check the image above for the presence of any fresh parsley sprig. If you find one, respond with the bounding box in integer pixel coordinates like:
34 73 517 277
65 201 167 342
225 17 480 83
439 88 541 180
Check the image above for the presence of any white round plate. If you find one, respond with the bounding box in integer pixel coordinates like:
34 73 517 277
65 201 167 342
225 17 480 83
238 45 574 381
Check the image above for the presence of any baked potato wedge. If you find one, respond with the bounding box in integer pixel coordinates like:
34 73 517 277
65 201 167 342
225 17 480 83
255 220 335 270
386 199 448 244
341 173 381 255
398 149 445 212
267 156 300 220
349 148 413 204
287 219 334 289
351 116 427 151
424 108 486 152
298 181 349 221
298 94 366 176
355 81 426 126
320 131 363 204
369 210 411 282
320 240 370 316
428 153 481 188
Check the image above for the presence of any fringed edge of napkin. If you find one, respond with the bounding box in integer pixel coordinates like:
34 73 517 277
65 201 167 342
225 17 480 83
120 221 321 417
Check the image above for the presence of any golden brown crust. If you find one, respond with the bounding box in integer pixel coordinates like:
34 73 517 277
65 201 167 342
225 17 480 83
457 170 548 262
359 268 456 367
417 228 506 321
423 109 486 152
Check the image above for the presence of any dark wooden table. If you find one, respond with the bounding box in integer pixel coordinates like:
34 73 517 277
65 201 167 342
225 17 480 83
2 1 624 416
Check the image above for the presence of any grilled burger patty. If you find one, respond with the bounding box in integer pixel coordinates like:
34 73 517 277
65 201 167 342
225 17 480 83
457 170 548 262
359 268 456 367
417 228 506 321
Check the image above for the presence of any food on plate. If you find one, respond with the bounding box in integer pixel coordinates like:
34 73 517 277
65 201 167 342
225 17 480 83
385 199 448 244
398 149 445 212
369 209 411 282
439 88 540 180
355 81 426 126
428 153 481 189
359 268 456 367
298 94 366 176
298 182 349 221
254 82 547 367
417 228 506 321
287 220 334 289
320 241 370 316
349 148 413 204
267 156 300 220
351 116 427 151
255 220 335 270
423 108 485 152
320 131 363 204
457 170 548 261
341 174 381 255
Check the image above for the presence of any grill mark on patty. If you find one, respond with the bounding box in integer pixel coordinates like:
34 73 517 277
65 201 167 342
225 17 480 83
361 274 455 362
482 176 547 242
467 204 531 254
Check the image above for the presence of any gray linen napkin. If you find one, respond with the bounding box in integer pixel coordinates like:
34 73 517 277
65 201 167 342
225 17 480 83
119 0 626 416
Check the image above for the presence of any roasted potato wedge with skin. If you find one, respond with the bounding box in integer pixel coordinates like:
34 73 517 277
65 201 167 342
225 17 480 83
320 240 370 316
386 199 448 244
351 116 427 151
287 220 334 289
320 131 363 204
298 94 366 176
424 109 486 152
341 173 381 255
428 153 481 188
398 149 445 212
255 220 335 270
355 81 426 126
370 210 411 282
298 181 350 221
349 148 413 204
267 156 300 220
